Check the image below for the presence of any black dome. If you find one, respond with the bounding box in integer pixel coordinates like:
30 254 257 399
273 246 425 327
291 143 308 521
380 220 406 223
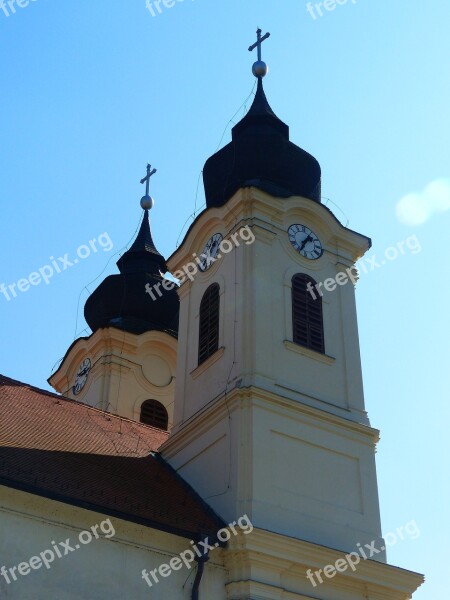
84 210 179 337
203 78 321 207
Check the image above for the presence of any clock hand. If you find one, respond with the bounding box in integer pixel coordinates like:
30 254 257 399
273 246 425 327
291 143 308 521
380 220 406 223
299 235 313 251
204 242 213 258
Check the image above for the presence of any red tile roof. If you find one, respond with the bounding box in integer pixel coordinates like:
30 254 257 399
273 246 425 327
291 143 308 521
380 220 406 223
0 374 224 540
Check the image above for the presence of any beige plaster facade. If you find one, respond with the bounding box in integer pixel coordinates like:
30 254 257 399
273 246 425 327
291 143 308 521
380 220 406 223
163 187 382 550
49 327 177 428
0 486 226 599
32 186 424 598
0 486 423 600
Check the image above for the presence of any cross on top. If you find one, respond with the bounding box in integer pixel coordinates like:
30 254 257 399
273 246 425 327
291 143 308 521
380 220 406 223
248 28 271 62
140 163 157 196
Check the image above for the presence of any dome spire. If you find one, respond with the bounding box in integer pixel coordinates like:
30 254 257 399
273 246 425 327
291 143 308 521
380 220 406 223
117 163 165 273
139 163 157 210
84 163 179 336
248 27 271 79
202 28 322 208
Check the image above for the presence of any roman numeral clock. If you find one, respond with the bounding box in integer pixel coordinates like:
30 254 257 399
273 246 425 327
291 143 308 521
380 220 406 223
288 224 323 260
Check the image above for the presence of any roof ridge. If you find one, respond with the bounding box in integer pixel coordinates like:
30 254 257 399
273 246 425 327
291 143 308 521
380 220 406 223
0 373 170 438
0 374 69 402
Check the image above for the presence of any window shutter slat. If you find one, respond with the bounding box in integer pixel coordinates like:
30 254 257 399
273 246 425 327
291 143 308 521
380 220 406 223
292 274 325 354
140 400 169 430
198 284 220 365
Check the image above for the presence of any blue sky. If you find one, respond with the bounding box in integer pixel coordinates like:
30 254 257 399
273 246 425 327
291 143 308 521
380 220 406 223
0 0 449 597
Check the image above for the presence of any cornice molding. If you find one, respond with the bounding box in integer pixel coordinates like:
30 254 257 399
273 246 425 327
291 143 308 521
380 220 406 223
49 327 177 393
223 528 424 598
162 384 380 458
168 187 371 273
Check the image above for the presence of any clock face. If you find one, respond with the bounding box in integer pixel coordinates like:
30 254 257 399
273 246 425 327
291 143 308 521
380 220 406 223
73 358 91 395
198 233 223 272
288 224 323 260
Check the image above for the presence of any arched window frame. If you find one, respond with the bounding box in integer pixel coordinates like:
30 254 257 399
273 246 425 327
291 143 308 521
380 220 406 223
139 399 169 431
198 283 220 365
291 273 325 354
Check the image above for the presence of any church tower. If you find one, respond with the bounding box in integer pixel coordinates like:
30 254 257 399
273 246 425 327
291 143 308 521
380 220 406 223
156 31 421 600
47 30 422 598
49 167 179 430
162 29 382 555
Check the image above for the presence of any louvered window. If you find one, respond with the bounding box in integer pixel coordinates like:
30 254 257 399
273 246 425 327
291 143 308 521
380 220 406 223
198 283 220 365
292 274 325 353
140 400 168 430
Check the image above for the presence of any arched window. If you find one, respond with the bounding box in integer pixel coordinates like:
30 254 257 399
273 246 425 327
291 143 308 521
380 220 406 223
140 400 168 430
198 283 220 365
292 274 325 354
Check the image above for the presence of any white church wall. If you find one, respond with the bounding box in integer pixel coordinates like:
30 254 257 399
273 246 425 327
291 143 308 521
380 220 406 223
0 486 227 600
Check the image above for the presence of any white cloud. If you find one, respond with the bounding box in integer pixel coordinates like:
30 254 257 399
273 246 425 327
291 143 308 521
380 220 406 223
396 178 450 226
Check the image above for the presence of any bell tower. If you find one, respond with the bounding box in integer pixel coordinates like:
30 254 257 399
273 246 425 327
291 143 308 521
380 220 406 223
49 166 179 430
163 30 384 557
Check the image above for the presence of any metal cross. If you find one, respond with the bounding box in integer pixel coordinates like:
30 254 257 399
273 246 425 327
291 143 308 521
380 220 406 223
140 163 157 196
248 28 271 62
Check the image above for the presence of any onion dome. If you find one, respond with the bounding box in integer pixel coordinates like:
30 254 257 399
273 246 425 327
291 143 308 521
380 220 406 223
84 170 179 337
203 29 321 207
